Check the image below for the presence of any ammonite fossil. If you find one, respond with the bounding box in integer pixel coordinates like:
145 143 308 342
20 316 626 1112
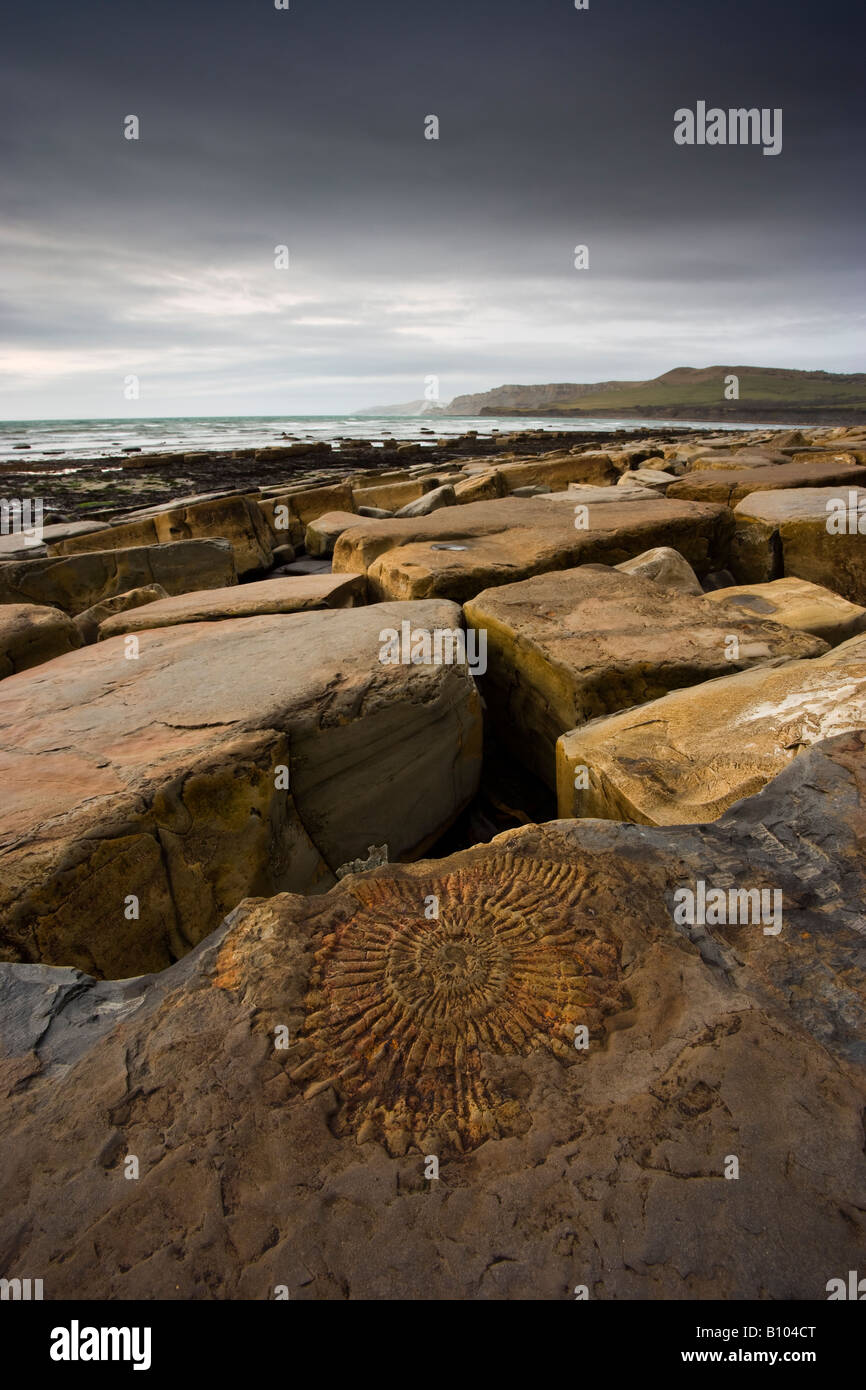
288 855 628 1154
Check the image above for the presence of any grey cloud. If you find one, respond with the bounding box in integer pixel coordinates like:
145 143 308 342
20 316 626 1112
1 0 863 415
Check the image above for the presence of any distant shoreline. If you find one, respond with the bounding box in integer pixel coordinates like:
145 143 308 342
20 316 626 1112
0 423 734 520
477 405 866 426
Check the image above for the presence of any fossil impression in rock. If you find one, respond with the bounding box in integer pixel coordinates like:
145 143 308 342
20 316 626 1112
289 856 628 1154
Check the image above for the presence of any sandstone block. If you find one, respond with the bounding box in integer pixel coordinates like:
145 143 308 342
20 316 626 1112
703 577 866 646
52 494 273 577
97 574 366 637
0 601 481 977
732 486 866 602
557 645 866 825
465 566 824 786
332 496 733 604
394 484 457 517
0 603 83 678
669 458 866 506
0 539 237 616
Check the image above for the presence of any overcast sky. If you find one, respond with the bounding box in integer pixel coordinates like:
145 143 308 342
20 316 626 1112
2 0 864 418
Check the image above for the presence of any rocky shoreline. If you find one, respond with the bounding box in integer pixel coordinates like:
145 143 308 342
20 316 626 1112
0 426 717 517
2 419 866 1299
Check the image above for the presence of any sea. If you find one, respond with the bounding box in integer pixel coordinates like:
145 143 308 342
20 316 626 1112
0 414 779 468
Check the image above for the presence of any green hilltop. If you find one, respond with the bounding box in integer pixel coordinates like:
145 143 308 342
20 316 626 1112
445 367 866 423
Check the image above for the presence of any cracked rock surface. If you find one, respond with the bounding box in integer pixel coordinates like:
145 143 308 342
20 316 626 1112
331 494 733 603
464 564 826 787
0 732 863 1299
0 538 237 616
557 642 866 825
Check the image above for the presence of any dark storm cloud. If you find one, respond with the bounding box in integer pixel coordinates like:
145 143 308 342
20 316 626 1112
1 0 864 415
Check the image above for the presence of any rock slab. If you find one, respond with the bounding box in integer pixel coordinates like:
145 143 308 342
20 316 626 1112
0 603 84 678
464 565 826 787
333 495 733 604
0 601 482 977
557 643 866 824
0 734 864 1299
97 573 366 638
0 539 237 616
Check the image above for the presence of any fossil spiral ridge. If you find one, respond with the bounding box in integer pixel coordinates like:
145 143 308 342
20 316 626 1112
290 855 628 1154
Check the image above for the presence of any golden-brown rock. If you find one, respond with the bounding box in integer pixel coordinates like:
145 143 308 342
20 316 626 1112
497 451 617 491
0 601 481 977
306 510 365 557
669 458 865 506
703 577 866 646
0 603 84 678
333 495 733 603
97 573 365 637
557 644 866 824
0 539 237 616
73 584 169 643
731 486 866 601
615 545 703 595
465 566 825 786
52 493 274 576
